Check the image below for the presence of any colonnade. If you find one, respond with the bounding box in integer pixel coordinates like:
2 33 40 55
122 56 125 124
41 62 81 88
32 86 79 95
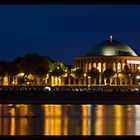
74 56 140 86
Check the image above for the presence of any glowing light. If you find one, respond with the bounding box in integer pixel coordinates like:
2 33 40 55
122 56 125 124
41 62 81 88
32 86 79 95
26 82 30 85
10 108 15 135
82 105 88 135
17 73 25 77
114 105 124 135
84 73 87 77
136 76 140 79
3 76 8 86
94 105 104 135
127 60 140 64
88 76 91 88
109 35 112 42
43 105 62 135
103 48 115 56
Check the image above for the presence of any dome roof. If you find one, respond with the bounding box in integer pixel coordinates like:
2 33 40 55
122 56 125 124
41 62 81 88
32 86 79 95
86 36 137 56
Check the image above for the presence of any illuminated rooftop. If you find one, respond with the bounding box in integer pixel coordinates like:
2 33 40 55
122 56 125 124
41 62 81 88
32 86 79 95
86 36 137 57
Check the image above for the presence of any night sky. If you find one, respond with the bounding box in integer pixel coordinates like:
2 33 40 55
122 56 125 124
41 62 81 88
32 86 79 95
0 5 140 65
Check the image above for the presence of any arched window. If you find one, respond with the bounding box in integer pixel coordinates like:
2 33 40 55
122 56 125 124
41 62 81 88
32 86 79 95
113 62 116 71
117 62 121 72
103 63 106 72
97 63 101 72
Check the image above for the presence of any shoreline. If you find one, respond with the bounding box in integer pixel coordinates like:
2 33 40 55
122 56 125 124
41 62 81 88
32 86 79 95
0 90 140 104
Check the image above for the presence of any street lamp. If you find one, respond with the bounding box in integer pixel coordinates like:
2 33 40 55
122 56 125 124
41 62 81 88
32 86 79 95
88 76 91 89
84 73 87 86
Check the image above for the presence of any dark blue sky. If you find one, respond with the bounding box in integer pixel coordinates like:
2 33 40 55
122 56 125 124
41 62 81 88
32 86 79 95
0 5 140 65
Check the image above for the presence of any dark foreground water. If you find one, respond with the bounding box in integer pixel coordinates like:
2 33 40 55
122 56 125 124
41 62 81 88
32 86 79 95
0 104 140 135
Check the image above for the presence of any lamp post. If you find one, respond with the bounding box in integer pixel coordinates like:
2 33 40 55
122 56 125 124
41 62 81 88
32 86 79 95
88 76 91 89
84 73 87 86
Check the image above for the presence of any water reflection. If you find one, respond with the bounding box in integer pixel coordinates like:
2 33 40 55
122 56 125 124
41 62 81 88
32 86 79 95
0 104 140 135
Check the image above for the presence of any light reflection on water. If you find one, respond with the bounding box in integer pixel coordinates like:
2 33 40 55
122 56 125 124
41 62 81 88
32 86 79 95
0 104 140 135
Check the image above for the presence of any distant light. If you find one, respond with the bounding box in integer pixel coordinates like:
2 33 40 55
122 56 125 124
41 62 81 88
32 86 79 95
109 35 112 42
17 73 25 77
103 48 115 56
136 76 140 79
127 60 140 64
44 86 51 91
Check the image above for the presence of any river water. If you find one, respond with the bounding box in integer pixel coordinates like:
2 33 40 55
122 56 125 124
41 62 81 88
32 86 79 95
0 104 140 135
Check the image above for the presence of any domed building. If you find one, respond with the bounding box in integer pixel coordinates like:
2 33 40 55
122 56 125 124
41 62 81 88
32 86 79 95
74 36 140 86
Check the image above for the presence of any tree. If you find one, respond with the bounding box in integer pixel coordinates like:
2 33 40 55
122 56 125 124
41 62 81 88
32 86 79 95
17 53 52 85
7 62 21 76
51 66 65 77
0 61 7 76
103 67 115 85
66 65 73 85
73 68 84 85
0 62 7 85
6 62 21 85
74 68 84 79
87 67 100 85
50 62 66 86
122 65 132 85
122 65 132 75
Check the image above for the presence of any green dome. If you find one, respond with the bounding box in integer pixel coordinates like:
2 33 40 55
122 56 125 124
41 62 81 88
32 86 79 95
86 36 137 56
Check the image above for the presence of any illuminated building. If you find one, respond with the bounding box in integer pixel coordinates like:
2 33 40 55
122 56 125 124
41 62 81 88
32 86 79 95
74 36 140 85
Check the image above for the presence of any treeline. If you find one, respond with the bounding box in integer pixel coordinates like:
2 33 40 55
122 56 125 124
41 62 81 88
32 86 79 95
0 53 71 86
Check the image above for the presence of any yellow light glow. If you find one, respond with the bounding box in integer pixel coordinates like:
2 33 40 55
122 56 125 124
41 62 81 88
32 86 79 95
17 73 25 77
54 118 61 135
63 118 68 135
95 119 103 135
114 105 124 135
3 76 8 86
94 105 104 135
43 105 62 135
10 108 15 135
97 63 101 72
27 74 34 80
89 63 92 71
82 105 88 135
26 82 29 85
84 73 87 77
117 63 121 71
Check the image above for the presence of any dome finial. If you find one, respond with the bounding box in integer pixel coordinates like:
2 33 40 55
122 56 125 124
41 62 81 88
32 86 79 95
109 35 112 42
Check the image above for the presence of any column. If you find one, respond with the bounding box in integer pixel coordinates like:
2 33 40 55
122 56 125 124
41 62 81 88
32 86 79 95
101 62 103 85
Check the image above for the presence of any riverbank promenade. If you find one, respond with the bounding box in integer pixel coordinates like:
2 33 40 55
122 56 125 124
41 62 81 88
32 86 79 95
0 85 140 104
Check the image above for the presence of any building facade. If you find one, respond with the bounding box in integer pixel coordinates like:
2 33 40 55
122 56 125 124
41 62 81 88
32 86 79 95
74 36 140 86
